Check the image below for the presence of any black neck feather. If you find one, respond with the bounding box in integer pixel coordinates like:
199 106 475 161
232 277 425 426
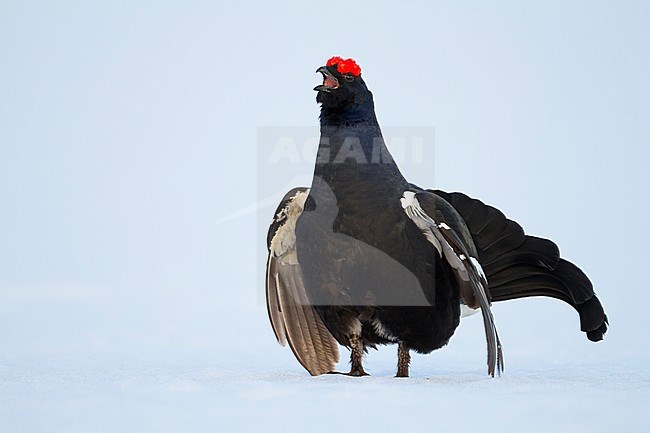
311 104 409 210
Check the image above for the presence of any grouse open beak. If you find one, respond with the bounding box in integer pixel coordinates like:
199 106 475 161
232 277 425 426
314 66 339 92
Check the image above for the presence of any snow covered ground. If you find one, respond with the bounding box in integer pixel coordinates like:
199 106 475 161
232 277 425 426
1 299 648 433
0 365 650 432
2 353 648 433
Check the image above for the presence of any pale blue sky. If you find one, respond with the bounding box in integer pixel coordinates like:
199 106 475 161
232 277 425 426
1 1 649 371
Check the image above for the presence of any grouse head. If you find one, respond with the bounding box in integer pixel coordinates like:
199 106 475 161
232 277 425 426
315 56 375 125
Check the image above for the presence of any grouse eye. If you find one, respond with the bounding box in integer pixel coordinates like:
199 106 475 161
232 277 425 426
344 74 354 82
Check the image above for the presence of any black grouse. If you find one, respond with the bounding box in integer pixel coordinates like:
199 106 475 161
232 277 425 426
266 56 608 377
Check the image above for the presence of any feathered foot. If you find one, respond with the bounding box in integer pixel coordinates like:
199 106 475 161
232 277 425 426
395 341 411 378
345 334 368 376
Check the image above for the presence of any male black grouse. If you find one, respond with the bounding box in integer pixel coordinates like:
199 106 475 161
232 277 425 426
266 56 608 377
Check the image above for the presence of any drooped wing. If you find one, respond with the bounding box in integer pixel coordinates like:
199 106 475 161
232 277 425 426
401 190 504 377
266 188 340 375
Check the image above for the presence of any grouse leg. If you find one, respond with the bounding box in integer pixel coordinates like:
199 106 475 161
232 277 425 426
396 341 411 378
347 334 369 376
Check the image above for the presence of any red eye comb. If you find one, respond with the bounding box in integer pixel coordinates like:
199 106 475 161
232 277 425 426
326 56 362 77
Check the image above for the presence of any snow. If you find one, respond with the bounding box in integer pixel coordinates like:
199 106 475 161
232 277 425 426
1 356 647 433
1 299 648 433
